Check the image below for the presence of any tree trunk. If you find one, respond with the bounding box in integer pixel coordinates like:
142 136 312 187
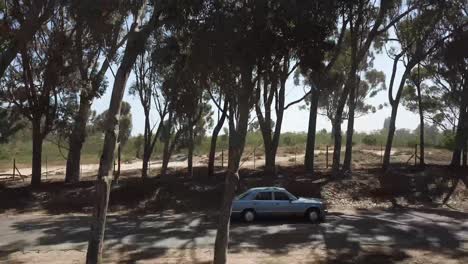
187 123 194 178
305 88 320 174
343 80 357 173
213 67 253 264
332 63 358 177
85 177 111 264
141 113 151 179
416 72 425 167
263 142 276 176
65 95 92 183
31 119 43 186
267 73 286 177
208 101 228 177
451 82 468 167
463 140 467 168
116 144 121 180
256 103 274 176
86 3 154 261
141 151 150 179
383 67 412 170
161 136 171 179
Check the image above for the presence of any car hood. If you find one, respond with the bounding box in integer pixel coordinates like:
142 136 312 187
294 197 323 204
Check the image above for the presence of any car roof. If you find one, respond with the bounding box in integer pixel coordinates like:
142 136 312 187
248 187 286 192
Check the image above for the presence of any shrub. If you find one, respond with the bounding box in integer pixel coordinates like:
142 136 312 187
362 134 377 146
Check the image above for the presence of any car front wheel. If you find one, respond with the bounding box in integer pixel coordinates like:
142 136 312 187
306 208 320 223
242 210 256 222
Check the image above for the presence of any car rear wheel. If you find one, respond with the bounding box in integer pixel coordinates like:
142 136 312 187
306 208 319 223
242 210 256 223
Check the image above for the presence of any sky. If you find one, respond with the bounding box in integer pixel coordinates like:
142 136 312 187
92 48 420 137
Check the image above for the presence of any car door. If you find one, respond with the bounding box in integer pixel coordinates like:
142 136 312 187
273 191 294 216
253 191 274 216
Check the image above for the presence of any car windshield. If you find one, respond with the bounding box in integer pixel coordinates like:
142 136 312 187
236 191 251 200
284 191 298 200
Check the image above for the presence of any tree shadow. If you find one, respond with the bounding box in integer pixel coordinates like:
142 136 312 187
1 207 467 263
229 208 467 263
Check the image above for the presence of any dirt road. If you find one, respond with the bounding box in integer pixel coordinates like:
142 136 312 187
1 207 466 263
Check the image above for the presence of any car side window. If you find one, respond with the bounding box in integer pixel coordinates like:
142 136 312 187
254 192 272 200
274 192 290 201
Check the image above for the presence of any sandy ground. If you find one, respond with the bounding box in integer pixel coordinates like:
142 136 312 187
0 148 405 181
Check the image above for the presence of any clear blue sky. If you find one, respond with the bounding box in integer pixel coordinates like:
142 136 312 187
92 50 419 136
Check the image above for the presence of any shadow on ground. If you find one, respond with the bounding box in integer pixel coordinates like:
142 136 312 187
0 207 466 263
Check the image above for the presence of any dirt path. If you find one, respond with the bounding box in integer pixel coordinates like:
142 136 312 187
1 207 467 263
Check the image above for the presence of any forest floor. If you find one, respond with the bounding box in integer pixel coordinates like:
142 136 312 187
0 148 467 263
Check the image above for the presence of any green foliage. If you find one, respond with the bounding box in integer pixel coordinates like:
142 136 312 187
93 101 132 145
362 135 378 146
0 107 24 143
440 132 455 150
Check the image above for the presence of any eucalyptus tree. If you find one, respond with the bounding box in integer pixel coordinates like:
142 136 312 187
64 0 129 183
0 0 57 78
93 102 132 180
382 1 461 170
187 1 340 262
255 53 299 177
0 8 75 186
328 0 419 176
207 83 229 178
444 30 468 167
85 0 169 262
163 72 209 179
401 66 434 165
129 38 169 179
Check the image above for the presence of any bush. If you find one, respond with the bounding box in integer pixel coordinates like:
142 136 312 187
440 132 455 150
362 134 377 146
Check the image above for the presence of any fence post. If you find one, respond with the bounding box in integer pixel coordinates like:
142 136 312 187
221 149 224 168
12 158 15 180
326 145 329 169
253 147 256 169
294 146 297 166
45 155 48 180
414 144 417 166
380 144 383 164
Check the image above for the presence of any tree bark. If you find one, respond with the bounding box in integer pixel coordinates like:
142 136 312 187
304 87 320 174
161 125 182 180
187 122 194 178
451 82 468 167
86 3 156 262
463 140 467 168
31 119 43 186
343 79 357 173
213 66 253 264
161 135 171 179
416 69 425 167
116 144 121 180
255 66 286 178
383 66 413 170
208 100 228 177
141 113 151 179
86 177 111 264
65 95 92 183
332 33 358 177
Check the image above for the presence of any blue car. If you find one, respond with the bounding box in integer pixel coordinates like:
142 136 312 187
232 187 327 222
